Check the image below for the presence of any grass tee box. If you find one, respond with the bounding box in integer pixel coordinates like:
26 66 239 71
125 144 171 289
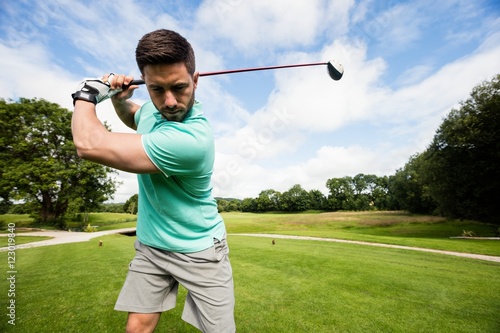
223 211 500 256
1 211 498 256
0 213 137 232
0 233 499 332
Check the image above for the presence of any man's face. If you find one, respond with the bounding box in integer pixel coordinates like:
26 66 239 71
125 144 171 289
142 63 199 122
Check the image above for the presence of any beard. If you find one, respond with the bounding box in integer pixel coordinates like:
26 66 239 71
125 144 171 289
158 92 195 122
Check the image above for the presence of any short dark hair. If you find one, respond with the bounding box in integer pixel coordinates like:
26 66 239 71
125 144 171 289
135 29 196 76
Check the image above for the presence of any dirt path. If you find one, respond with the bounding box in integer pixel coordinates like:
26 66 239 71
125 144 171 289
232 233 500 263
0 228 136 251
2 230 499 263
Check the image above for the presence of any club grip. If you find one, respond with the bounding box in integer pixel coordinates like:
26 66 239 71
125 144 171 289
122 79 145 89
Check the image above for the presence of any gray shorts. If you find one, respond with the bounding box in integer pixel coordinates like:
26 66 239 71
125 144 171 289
115 239 235 333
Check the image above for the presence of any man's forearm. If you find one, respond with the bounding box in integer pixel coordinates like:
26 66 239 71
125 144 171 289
71 100 158 173
71 100 109 159
112 98 140 130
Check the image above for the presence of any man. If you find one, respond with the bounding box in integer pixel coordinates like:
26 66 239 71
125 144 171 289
71 29 235 333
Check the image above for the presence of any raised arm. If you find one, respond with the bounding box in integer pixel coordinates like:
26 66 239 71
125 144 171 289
112 98 141 130
71 75 159 174
107 74 141 130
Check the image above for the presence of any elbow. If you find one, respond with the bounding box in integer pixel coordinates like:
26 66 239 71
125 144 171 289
71 108 107 161
75 148 88 160
73 141 91 160
73 137 97 160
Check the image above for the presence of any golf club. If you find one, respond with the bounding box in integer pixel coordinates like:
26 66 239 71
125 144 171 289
124 60 343 88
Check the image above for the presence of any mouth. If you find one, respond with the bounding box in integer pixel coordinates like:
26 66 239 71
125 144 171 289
162 109 181 116
160 108 185 120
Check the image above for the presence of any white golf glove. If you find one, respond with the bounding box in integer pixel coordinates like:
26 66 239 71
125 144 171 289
72 73 121 105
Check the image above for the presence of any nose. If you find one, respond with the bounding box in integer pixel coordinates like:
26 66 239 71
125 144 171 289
164 91 177 108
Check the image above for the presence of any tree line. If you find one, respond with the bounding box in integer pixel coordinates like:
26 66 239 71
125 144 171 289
1 74 498 227
217 175 392 213
219 74 500 225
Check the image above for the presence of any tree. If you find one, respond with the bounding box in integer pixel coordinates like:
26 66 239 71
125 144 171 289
281 184 310 212
308 189 328 210
123 194 138 214
326 174 393 211
371 175 393 210
0 98 118 227
389 154 436 214
326 177 355 211
226 199 241 212
217 198 229 212
351 174 375 210
240 197 257 212
421 74 500 223
255 189 281 212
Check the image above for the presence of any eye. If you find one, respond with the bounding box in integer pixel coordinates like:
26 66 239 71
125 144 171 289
151 86 164 93
172 84 188 92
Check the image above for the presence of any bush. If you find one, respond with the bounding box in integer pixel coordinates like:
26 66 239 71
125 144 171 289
83 223 98 233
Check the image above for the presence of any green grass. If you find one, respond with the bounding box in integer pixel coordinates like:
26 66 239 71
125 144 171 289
95 221 137 231
65 212 137 230
231 236 500 332
0 214 37 231
84 212 137 225
2 211 499 255
222 211 500 256
0 213 137 231
0 236 52 247
1 234 499 332
0 214 34 224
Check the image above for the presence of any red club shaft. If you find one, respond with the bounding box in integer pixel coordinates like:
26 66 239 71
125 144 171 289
127 62 328 86
199 62 327 77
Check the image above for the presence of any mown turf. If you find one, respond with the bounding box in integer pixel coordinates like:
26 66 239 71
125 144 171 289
3 211 499 255
0 236 52 247
0 234 499 332
222 211 500 256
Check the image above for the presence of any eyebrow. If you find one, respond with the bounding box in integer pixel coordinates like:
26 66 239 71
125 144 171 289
148 80 190 89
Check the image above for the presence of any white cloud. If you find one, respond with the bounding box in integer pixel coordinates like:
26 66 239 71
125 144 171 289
212 143 411 199
384 34 500 123
211 39 389 160
0 43 75 109
210 27 500 199
268 41 389 131
1 0 499 203
195 0 352 54
395 65 435 86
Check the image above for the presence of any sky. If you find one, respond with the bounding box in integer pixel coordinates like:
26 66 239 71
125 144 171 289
1 0 500 203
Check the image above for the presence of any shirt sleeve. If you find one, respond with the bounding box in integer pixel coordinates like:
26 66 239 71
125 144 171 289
141 122 208 176
134 107 142 127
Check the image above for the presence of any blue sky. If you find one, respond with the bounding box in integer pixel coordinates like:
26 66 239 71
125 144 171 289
1 0 499 202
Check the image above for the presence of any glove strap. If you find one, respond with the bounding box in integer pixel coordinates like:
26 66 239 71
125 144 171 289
72 79 111 105
72 90 98 105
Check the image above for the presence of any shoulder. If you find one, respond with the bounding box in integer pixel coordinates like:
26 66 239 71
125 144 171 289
134 101 157 127
136 101 156 118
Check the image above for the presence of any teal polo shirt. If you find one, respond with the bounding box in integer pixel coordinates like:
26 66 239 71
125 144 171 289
134 100 226 253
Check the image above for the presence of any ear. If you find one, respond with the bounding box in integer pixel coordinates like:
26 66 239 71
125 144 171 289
193 72 199 90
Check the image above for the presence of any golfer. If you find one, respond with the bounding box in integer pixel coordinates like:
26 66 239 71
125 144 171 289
71 29 235 333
